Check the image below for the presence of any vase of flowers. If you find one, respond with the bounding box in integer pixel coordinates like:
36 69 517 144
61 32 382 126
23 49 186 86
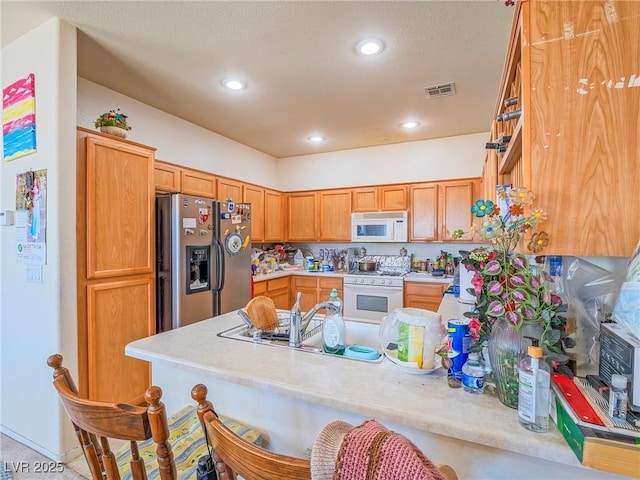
94 109 132 138
453 186 571 408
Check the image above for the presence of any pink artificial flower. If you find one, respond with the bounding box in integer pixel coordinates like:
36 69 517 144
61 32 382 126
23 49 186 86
471 272 485 295
468 317 481 341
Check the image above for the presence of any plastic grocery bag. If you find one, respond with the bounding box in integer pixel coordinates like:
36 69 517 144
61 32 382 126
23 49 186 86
379 307 445 370
612 237 640 340
564 257 622 373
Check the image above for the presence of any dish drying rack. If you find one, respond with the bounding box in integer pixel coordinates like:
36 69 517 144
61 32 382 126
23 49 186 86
260 311 322 342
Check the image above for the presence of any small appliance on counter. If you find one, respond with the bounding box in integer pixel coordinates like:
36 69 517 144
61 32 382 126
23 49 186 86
458 265 476 304
600 323 640 413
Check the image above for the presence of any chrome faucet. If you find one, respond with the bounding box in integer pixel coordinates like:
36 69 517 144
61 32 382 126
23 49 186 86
288 292 340 348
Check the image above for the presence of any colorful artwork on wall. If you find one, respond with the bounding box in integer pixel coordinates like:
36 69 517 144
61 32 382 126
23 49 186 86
15 169 47 265
2 73 37 162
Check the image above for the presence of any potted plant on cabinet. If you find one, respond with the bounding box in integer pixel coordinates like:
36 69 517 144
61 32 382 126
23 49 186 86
94 109 132 138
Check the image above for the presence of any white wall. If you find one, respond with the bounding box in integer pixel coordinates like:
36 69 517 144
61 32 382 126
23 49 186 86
77 79 281 190
0 18 79 460
277 132 488 191
77 79 488 192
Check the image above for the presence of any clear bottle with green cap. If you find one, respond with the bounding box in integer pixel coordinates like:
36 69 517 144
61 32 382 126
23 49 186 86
322 289 345 355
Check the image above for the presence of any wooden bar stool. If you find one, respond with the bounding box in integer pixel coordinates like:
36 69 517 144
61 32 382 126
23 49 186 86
192 383 312 480
48 354 177 480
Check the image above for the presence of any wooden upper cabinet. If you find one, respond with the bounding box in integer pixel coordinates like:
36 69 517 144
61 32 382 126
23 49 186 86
380 185 407 211
495 0 640 256
409 183 438 242
438 179 477 242
180 168 216 198
319 189 352 241
352 187 379 212
264 189 284 242
287 192 317 242
84 133 155 279
217 177 243 203
154 160 181 192
244 184 265 243
352 185 407 212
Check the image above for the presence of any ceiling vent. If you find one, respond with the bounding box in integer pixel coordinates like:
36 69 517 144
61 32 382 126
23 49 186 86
424 82 456 99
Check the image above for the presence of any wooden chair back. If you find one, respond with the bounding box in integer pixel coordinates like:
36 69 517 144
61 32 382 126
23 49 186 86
191 383 311 480
48 354 177 480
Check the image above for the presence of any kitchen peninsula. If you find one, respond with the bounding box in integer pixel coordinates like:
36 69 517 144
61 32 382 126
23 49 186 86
126 296 630 480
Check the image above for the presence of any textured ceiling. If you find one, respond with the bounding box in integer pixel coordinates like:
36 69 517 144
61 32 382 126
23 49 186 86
1 1 515 158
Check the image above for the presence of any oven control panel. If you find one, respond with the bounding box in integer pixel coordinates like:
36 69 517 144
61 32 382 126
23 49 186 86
343 275 404 288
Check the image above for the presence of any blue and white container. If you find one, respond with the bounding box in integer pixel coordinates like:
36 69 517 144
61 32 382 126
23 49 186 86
447 319 470 381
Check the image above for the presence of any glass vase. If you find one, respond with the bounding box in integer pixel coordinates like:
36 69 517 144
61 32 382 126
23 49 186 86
487 318 542 409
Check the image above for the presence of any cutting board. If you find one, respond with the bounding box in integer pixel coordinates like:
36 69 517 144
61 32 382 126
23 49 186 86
245 296 279 331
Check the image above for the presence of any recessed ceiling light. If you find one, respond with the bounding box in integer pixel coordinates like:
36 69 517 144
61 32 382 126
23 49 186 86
221 78 246 90
355 38 385 56
307 135 325 143
401 121 420 129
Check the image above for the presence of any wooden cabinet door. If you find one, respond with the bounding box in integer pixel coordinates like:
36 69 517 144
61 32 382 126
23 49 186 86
253 280 267 297
290 276 318 313
244 184 265 243
85 135 154 279
318 277 343 303
287 192 317 242
181 168 217 198
78 128 156 400
154 160 181 193
267 277 291 310
439 179 476 241
218 177 243 203
409 183 438 242
319 189 351 241
380 185 407 211
87 276 153 401
352 187 378 212
264 189 284 242
403 282 448 311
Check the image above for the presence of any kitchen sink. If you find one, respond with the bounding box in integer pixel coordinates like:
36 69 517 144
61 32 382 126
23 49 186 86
218 312 384 363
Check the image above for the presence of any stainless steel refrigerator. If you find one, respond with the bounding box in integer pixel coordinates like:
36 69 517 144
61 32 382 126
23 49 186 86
156 193 252 332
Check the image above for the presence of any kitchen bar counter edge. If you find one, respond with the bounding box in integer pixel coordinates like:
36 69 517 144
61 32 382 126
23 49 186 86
125 295 627 480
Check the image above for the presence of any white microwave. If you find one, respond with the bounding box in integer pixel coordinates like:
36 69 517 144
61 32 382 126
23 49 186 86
351 211 408 242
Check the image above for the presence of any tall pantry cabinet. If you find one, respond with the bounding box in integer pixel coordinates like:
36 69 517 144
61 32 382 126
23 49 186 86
76 127 155 401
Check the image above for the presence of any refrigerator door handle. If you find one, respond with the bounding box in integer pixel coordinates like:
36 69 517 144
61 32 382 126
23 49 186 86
214 237 225 293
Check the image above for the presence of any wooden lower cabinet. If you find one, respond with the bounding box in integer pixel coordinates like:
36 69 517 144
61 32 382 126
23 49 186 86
86 277 153 401
290 276 343 313
403 281 449 312
253 276 290 310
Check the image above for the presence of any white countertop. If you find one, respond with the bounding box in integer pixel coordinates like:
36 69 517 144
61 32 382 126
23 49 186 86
126 294 593 473
253 269 453 283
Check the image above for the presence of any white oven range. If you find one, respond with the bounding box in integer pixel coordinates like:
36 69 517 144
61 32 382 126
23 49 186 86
343 273 404 322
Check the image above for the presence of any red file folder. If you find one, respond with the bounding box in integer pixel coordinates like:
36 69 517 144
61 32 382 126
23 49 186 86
552 373 605 426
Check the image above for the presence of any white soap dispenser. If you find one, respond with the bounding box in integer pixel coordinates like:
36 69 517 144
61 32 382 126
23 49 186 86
322 290 346 355
518 340 551 433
